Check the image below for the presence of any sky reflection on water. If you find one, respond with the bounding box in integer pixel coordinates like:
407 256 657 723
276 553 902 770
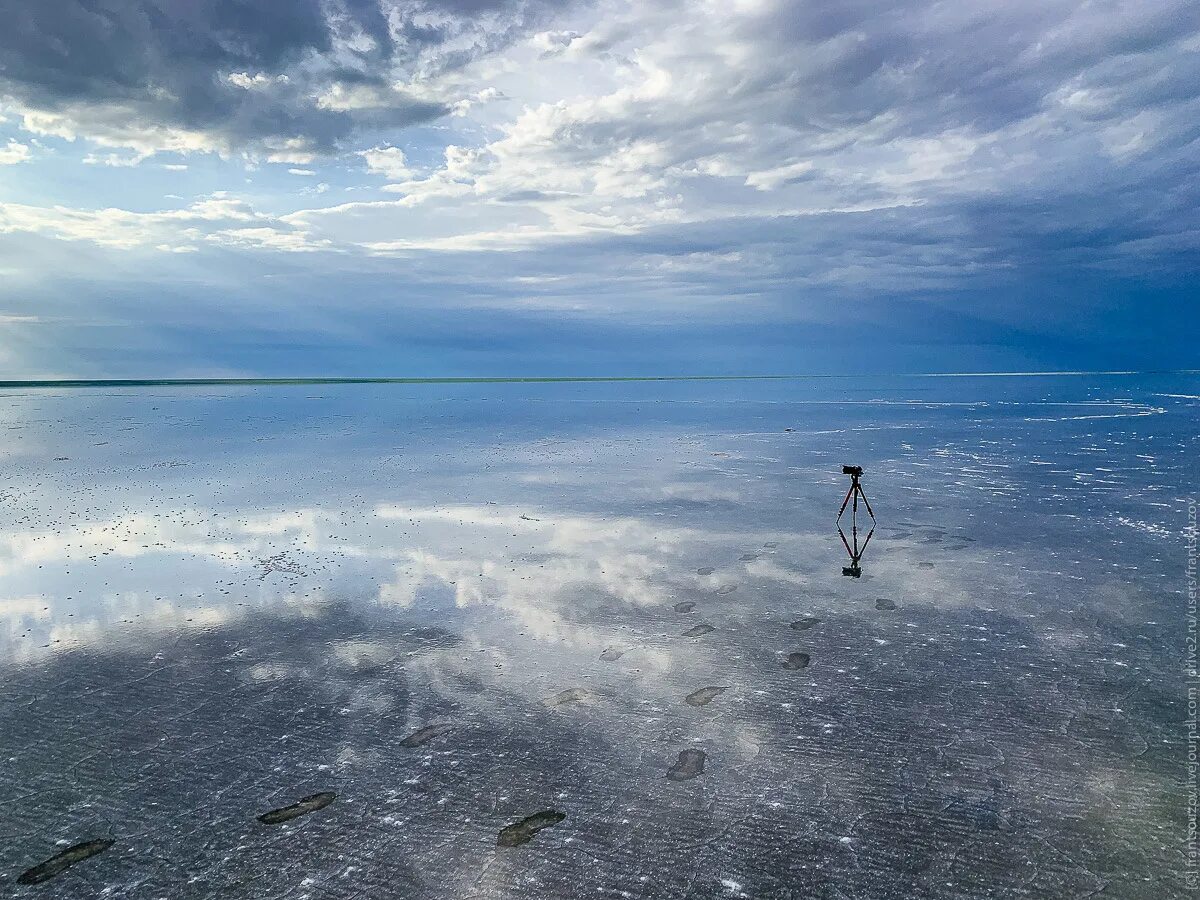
0 376 1194 897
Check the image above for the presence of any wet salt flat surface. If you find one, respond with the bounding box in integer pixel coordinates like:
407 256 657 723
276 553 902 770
0 375 1195 898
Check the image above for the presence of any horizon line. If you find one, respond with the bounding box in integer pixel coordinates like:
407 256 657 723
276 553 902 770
1 370 1198 388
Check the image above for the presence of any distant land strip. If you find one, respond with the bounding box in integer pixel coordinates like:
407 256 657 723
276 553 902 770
0 371 1197 389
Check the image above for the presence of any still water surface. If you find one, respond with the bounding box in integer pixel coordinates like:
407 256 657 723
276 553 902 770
0 375 1194 897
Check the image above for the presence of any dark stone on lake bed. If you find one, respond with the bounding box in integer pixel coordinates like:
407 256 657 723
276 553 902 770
400 723 453 747
497 809 566 847
667 749 706 781
547 688 591 705
685 686 727 706
18 839 115 885
258 792 336 825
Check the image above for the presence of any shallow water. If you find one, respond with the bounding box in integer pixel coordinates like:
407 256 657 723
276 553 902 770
0 374 1195 897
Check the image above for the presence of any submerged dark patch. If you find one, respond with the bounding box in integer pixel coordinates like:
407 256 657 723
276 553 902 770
667 749 706 781
599 647 626 661
685 686 727 706
547 688 591 705
497 809 567 847
17 839 114 885
715 585 737 594
681 623 715 637
696 566 714 575
739 553 759 561
875 598 897 610
673 600 697 613
257 791 336 825
400 723 454 747
783 652 811 670
790 616 820 631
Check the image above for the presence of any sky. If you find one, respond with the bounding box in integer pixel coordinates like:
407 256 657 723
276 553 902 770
0 0 1197 377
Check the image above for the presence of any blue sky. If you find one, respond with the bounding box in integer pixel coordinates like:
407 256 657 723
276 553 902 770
0 0 1197 377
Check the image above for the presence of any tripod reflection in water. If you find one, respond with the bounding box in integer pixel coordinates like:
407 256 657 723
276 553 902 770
836 465 876 577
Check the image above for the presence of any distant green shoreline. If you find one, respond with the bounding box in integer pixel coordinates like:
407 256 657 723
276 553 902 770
0 371 1196 388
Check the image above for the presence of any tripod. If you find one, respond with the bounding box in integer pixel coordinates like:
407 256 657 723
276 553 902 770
836 465 875 577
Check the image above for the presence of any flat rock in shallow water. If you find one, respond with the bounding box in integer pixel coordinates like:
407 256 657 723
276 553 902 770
739 553 759 561
258 792 336 825
599 647 626 661
685 686 727 706
667 749 706 781
714 585 738 595
497 810 566 847
673 600 697 613
400 723 454 747
783 652 811 670
18 839 114 885
696 567 714 575
547 688 592 706
790 616 820 631
681 623 715 637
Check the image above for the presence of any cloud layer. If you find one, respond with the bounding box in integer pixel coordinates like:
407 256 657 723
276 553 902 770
0 0 1197 374
0 0 564 160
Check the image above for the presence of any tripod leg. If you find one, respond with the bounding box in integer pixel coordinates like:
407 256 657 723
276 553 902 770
859 526 875 554
836 485 854 522
851 488 859 548
838 524 854 558
857 485 877 522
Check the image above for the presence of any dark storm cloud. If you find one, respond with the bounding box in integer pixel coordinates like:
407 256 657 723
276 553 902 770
772 0 1200 135
518 0 1200 291
715 0 1200 142
0 0 559 155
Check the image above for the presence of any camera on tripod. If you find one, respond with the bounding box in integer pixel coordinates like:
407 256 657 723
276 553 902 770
836 464 875 576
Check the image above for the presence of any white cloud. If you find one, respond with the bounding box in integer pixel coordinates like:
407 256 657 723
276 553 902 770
0 139 31 165
263 139 318 165
0 195 328 253
16 102 223 159
744 160 814 192
359 146 413 181
210 226 333 252
225 72 290 90
83 151 146 167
